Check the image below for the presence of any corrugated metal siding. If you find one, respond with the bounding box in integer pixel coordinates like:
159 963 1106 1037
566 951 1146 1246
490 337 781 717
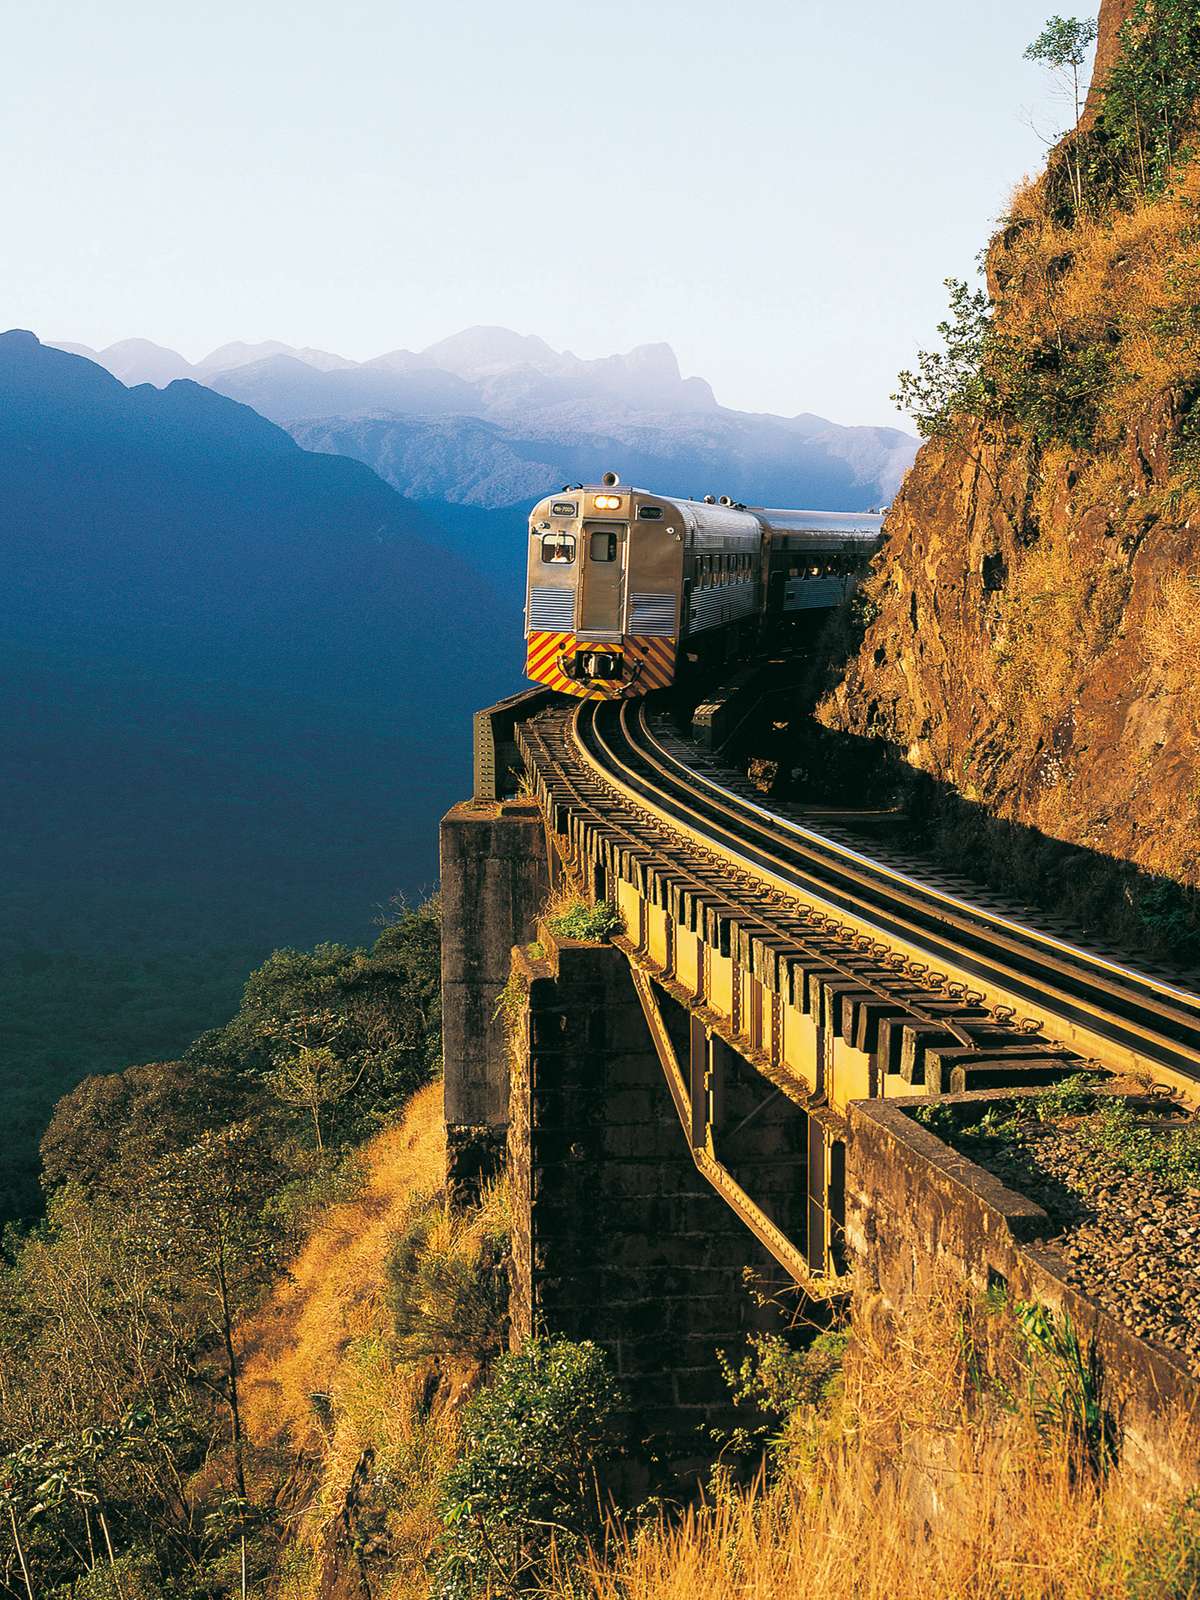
628 592 678 637
688 581 757 634
528 586 575 631
783 576 852 611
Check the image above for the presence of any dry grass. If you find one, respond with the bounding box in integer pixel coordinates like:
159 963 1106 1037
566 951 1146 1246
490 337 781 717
276 1339 462 1600
990 513 1132 743
1144 571 1200 692
238 1086 513 1599
572 1471 1194 1600
542 875 589 923
239 1080 445 1459
388 1176 511 1364
999 160 1200 466
555 1282 1200 1600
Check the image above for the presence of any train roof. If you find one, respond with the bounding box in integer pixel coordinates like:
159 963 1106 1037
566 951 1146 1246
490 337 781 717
657 494 885 540
754 507 884 537
534 482 886 540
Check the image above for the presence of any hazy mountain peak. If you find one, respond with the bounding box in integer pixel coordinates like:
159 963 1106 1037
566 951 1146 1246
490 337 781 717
42 325 918 506
363 348 424 373
99 338 194 386
620 342 682 380
48 339 99 359
195 340 296 376
421 325 560 378
289 346 358 372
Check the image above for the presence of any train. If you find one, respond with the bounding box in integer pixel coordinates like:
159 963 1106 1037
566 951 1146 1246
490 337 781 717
524 473 884 699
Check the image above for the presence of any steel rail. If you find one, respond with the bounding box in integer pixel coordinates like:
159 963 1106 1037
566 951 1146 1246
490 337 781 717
522 707 978 1052
571 706 993 1052
639 709 1200 1013
571 698 1200 1088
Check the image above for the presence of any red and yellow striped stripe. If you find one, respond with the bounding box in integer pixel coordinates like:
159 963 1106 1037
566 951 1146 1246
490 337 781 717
623 635 677 693
525 632 677 699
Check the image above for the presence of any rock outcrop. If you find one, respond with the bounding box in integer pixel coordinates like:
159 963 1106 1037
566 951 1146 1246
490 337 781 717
821 0 1200 922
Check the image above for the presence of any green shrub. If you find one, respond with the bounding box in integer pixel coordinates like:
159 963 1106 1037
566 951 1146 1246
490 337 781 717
894 278 1112 450
1032 1072 1102 1121
545 901 624 942
67 1550 163 1599
1134 879 1200 963
1084 1099 1200 1189
435 1338 626 1597
1011 1300 1114 1474
262 1144 367 1240
1098 0 1200 198
1101 1493 1200 1596
718 1328 849 1469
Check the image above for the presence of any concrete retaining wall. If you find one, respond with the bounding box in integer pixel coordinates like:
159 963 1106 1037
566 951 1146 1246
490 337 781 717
848 1098 1200 1493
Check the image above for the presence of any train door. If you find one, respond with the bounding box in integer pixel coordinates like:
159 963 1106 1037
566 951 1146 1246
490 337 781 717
577 521 627 638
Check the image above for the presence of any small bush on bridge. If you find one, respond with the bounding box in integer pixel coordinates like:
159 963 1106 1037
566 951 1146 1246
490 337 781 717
546 899 624 943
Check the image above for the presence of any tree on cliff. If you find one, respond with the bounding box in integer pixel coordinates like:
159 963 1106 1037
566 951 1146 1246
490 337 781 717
264 1012 366 1151
190 897 442 1142
1026 16 1100 127
1025 15 1100 208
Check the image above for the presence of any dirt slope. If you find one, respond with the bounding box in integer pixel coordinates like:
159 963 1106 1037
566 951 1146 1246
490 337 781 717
239 1082 445 1458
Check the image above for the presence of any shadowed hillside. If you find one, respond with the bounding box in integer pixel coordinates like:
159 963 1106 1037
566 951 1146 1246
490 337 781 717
0 331 515 1220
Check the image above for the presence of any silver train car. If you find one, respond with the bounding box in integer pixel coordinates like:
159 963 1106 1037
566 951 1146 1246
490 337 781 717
524 472 884 699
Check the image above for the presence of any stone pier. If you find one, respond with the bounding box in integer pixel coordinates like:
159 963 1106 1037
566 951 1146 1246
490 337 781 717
506 924 791 1472
439 799 550 1192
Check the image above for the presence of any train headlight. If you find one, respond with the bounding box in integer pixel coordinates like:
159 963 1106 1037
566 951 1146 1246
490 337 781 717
594 494 622 511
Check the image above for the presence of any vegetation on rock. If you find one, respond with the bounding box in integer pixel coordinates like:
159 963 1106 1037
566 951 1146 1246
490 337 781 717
823 0 1200 957
544 899 624 943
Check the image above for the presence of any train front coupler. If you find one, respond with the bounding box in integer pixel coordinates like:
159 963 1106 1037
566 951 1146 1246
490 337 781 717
559 648 623 684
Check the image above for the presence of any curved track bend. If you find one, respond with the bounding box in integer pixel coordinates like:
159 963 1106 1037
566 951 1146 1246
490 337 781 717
571 697 1200 1093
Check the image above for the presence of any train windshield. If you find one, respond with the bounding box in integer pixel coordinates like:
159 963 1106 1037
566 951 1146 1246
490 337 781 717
589 530 619 562
541 532 576 564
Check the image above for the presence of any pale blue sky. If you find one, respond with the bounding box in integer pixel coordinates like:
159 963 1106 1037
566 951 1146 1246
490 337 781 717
3 0 1093 426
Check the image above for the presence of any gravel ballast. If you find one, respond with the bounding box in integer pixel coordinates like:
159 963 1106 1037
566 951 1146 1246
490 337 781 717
948 1117 1200 1366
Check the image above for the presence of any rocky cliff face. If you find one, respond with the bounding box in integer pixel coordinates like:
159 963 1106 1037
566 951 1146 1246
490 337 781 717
821 0 1200 926
1085 0 1139 123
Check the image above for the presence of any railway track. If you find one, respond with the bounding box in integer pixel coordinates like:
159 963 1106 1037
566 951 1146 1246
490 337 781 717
564 695 1200 1094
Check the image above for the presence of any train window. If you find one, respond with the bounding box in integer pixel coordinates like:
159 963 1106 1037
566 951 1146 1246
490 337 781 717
541 533 577 564
590 530 618 562
551 501 577 516
637 506 663 520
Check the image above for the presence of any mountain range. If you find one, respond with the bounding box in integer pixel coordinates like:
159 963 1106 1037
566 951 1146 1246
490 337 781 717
0 329 513 1218
54 327 918 515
